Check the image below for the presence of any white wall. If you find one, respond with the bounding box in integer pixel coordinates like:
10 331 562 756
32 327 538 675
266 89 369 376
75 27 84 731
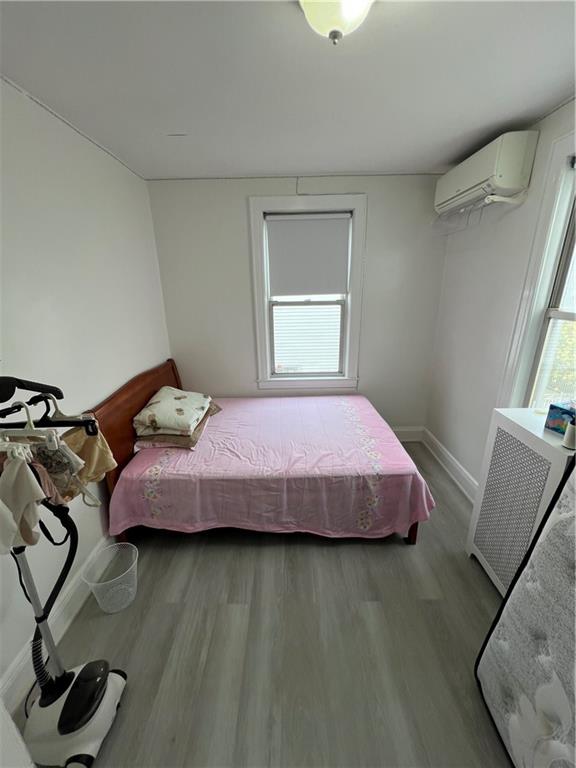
426 101 575 483
148 174 445 427
0 81 170 700
0 698 33 767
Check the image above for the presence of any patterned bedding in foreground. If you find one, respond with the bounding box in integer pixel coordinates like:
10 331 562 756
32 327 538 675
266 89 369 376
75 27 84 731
109 395 435 538
476 467 575 768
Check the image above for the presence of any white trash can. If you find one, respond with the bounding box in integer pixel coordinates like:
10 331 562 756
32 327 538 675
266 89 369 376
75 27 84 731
82 542 138 613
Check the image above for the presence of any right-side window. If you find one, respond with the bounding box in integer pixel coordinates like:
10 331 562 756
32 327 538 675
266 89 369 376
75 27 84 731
528 200 575 409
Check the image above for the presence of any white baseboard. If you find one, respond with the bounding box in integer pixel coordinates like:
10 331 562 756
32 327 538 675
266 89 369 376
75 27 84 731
393 426 425 442
422 429 479 503
394 426 478 502
0 536 110 715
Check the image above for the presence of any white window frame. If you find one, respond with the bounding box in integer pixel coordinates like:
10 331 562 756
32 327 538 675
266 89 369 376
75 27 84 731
497 133 575 407
526 198 575 407
249 194 367 390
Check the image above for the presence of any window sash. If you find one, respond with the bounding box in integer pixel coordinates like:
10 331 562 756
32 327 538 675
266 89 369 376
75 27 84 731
528 316 575 409
546 309 576 322
269 299 346 378
527 197 576 407
549 201 575 309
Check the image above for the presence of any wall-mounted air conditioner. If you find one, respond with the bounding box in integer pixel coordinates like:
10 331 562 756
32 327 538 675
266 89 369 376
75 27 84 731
434 130 539 216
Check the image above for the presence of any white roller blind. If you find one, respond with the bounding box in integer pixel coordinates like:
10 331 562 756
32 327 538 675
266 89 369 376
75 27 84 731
266 214 351 297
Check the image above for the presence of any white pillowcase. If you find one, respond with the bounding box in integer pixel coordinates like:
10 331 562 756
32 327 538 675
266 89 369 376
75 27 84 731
133 386 211 437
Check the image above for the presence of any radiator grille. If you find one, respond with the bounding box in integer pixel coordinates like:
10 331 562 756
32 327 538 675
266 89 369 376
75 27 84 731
474 427 551 590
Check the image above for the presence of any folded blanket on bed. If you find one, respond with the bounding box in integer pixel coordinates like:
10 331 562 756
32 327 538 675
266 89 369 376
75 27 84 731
134 402 222 451
133 386 212 437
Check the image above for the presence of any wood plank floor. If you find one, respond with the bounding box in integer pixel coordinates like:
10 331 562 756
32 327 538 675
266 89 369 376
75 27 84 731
56 443 509 768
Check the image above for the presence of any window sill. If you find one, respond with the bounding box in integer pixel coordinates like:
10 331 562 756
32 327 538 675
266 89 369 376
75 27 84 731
257 377 358 391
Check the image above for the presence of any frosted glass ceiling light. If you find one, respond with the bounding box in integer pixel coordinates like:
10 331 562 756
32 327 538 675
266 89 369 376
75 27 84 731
299 0 374 45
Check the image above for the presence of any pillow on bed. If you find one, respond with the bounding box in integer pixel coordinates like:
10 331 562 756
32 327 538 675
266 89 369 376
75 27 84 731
134 402 222 451
133 386 212 437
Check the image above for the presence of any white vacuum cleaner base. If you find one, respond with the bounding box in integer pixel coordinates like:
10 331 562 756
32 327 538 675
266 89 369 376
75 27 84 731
24 667 126 767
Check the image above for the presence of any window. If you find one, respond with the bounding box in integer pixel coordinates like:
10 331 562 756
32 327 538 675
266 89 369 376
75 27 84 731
528 200 575 409
499 139 574 408
271 300 344 374
250 195 366 389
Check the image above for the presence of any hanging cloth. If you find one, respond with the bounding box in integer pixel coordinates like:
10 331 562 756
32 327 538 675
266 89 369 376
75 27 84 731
0 455 64 506
30 461 65 506
30 442 99 507
0 455 46 553
61 427 117 485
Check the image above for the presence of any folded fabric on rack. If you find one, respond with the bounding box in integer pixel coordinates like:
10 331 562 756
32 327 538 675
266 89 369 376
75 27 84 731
31 442 84 499
4 438 102 507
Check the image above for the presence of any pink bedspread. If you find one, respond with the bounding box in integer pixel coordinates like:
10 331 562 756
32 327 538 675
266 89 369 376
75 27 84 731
109 396 434 538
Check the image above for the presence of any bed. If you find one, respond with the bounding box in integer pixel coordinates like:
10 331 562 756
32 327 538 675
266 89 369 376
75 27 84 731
94 360 435 543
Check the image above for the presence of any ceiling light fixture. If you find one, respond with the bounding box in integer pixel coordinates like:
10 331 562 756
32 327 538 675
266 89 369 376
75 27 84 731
299 0 374 45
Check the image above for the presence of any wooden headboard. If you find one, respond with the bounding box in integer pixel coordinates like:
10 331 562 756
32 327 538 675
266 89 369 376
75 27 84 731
93 358 182 493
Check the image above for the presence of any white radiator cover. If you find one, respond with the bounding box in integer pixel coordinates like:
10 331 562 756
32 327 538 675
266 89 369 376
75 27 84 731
467 408 574 595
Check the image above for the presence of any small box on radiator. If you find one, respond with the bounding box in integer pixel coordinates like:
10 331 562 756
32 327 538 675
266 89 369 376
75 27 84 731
545 401 576 435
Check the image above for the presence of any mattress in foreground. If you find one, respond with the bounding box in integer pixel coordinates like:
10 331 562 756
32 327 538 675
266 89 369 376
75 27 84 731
109 396 435 537
475 467 575 767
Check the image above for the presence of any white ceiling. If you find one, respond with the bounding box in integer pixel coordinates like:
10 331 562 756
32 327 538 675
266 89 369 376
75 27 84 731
1 1 574 179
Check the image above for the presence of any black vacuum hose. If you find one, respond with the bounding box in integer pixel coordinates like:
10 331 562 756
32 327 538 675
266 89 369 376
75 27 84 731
35 501 79 689
17 496 79 696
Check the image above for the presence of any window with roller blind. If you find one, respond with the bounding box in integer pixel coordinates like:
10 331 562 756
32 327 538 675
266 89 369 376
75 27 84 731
250 195 366 389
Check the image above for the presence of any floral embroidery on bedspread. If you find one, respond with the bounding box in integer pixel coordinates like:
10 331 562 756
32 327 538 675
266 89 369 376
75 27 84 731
142 449 175 518
337 398 383 532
